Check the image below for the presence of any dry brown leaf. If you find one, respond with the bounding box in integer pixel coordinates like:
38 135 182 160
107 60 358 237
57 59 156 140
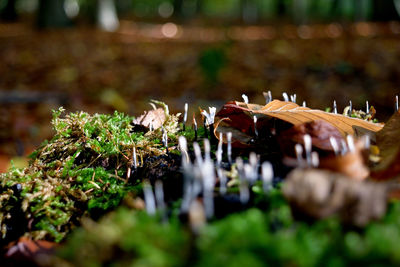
279 120 344 152
280 121 369 180
283 168 387 226
371 111 400 180
133 108 165 130
216 100 383 139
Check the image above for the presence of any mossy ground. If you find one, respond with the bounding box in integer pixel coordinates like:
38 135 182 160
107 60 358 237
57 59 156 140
1 107 400 266
0 107 179 243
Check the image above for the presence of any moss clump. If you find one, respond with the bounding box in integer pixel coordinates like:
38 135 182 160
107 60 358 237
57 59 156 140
0 107 179 243
56 208 190 267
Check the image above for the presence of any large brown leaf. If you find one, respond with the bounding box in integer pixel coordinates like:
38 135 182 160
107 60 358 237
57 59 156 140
215 100 383 144
371 111 400 180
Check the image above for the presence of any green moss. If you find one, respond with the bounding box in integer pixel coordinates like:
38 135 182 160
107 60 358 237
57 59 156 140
57 208 190 267
56 190 400 267
0 107 176 242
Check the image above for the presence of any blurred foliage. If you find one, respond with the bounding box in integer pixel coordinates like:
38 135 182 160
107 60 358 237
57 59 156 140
1 0 399 23
57 188 400 266
199 47 227 84
57 208 190 267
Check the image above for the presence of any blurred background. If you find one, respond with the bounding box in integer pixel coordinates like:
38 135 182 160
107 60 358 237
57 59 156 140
1 0 400 170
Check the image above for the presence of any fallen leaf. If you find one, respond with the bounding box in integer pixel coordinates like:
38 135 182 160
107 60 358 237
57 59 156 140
283 168 387 226
215 100 383 144
279 120 344 152
371 111 400 180
133 108 165 130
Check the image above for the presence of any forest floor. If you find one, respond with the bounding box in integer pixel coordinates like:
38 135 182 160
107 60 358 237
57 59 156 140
1 20 399 171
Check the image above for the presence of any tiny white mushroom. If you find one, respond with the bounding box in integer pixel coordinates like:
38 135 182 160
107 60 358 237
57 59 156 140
290 94 297 103
329 137 339 156
155 180 165 211
295 143 304 165
143 181 156 215
227 132 232 164
346 135 355 153
242 94 249 104
216 133 223 166
282 92 289 102
311 151 319 167
261 161 273 193
253 116 258 137
193 142 203 165
303 134 312 166
183 103 188 127
263 91 272 104
204 138 211 162
333 100 337 114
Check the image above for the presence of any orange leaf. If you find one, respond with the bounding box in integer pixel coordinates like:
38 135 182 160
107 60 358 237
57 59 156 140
216 100 383 140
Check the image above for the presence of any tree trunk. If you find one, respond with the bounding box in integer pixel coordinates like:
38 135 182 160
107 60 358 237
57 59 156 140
97 0 119 32
173 0 184 17
37 0 71 29
1 0 17 22
372 0 399 21
241 0 258 24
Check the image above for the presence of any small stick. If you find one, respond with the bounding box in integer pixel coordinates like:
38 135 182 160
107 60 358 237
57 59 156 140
396 95 399 112
165 104 169 116
366 101 369 114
